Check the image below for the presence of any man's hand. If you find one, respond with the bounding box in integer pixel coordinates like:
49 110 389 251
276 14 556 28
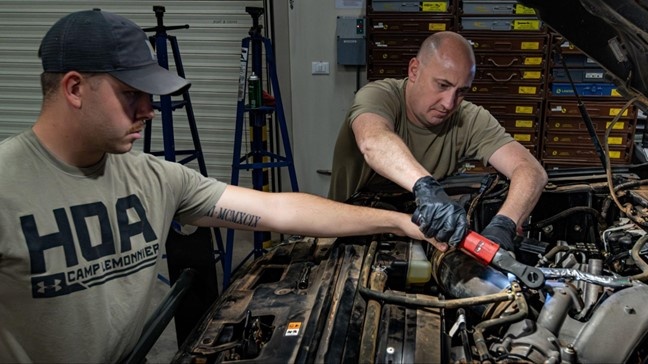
411 176 468 246
481 214 517 251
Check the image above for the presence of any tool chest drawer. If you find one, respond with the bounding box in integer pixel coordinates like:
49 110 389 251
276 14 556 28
550 83 620 97
463 33 548 53
371 2 424 12
371 33 428 47
498 115 540 132
510 130 540 146
370 1 452 13
370 47 419 62
470 80 544 97
544 131 633 148
368 64 409 80
368 15 455 33
546 101 637 119
475 52 545 68
474 68 544 82
460 0 536 15
545 117 636 134
551 68 608 83
476 98 543 117
542 145 632 164
460 16 543 32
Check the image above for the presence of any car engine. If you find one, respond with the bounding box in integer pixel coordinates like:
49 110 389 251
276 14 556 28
170 1 648 362
172 168 648 363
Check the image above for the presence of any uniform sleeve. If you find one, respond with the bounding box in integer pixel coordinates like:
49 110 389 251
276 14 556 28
153 159 227 223
347 80 404 127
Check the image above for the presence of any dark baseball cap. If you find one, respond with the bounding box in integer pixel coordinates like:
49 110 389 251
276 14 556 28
38 9 190 96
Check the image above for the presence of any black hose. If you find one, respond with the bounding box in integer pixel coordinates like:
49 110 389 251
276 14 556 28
527 206 605 230
358 242 515 310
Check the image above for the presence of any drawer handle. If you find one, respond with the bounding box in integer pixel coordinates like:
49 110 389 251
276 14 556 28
486 72 517 82
486 57 519 67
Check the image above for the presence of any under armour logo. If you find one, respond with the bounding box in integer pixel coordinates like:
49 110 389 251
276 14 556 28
32 273 70 298
36 279 62 294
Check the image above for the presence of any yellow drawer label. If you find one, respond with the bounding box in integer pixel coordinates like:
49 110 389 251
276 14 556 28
513 20 541 31
422 2 448 12
518 86 537 94
611 89 621 97
515 106 534 114
523 71 541 79
514 134 532 142
524 57 542 65
428 23 447 31
606 121 625 130
609 108 629 117
515 120 534 128
515 4 536 14
521 42 540 50
607 137 623 145
609 151 621 159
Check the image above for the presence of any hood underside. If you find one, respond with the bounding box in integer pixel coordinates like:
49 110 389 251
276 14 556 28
519 0 648 110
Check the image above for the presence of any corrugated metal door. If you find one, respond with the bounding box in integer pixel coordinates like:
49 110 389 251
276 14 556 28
0 0 263 185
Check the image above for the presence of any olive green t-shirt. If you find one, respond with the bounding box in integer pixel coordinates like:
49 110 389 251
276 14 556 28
0 129 226 363
328 78 514 202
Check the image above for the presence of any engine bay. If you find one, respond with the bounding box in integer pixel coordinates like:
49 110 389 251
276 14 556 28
172 169 648 363
171 1 648 362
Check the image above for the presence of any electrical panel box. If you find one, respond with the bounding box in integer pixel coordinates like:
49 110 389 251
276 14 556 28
336 16 366 66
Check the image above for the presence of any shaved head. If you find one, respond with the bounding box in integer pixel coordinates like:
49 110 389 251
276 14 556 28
417 31 476 73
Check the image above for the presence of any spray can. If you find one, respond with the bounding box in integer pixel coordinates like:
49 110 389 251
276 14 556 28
248 72 262 108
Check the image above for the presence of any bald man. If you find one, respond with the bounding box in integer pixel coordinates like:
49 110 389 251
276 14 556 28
329 31 547 251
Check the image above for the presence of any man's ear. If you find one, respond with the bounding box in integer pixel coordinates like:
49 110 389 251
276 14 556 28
61 71 83 109
408 57 419 81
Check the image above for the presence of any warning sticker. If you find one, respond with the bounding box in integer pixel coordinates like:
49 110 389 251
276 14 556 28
285 322 302 336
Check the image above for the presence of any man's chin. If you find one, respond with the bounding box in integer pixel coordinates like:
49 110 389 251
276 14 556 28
111 143 135 154
425 117 445 127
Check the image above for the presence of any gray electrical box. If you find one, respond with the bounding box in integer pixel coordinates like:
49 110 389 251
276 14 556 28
336 16 366 66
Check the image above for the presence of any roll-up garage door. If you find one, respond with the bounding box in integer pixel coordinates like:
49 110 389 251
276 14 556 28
0 0 264 186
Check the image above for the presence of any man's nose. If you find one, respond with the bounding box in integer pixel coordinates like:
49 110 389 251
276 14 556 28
440 90 457 111
138 95 156 120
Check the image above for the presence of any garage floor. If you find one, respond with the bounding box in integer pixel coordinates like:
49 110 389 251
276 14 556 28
146 230 254 363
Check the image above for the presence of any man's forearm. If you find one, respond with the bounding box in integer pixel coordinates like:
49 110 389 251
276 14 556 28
496 164 547 226
360 132 429 191
352 114 430 191
198 187 430 241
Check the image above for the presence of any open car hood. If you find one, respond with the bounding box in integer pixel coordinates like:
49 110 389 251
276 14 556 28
519 0 648 110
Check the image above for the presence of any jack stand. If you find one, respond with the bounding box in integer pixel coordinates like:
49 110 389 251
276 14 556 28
142 5 225 347
142 5 207 175
223 6 299 288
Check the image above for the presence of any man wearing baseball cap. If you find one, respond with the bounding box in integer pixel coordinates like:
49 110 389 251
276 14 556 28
0 9 442 362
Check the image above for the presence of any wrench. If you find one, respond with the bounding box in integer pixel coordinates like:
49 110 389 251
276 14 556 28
458 231 545 289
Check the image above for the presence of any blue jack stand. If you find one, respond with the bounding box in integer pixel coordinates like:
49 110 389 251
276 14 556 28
142 6 207 176
142 5 226 346
223 6 299 288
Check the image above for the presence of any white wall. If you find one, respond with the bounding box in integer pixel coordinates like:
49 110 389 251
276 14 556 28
278 0 367 196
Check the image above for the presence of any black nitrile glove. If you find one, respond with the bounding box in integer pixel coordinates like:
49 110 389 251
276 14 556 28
411 176 468 246
481 214 517 252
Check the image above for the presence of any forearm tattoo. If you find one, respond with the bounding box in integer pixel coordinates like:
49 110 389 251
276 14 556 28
215 207 261 228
